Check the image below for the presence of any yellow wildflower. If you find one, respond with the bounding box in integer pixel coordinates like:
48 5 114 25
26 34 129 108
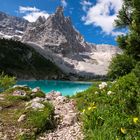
120 128 126 134
90 102 95 107
92 102 95 106
82 109 85 113
92 105 96 109
88 107 92 110
133 117 139 124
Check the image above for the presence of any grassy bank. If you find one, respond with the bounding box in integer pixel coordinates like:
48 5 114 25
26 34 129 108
72 73 140 140
0 87 55 140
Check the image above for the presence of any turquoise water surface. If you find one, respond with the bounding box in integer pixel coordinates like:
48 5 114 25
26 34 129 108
17 80 92 96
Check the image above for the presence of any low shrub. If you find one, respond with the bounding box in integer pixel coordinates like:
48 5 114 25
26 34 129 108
6 95 30 102
14 101 55 140
0 72 16 92
132 62 140 82
20 102 55 139
107 54 136 80
18 134 35 140
30 91 45 98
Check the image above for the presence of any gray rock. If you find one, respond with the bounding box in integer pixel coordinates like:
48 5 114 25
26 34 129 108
45 91 61 101
18 114 26 122
32 87 40 93
31 97 44 102
55 91 62 97
0 132 2 137
45 95 53 101
31 102 45 110
13 90 26 96
56 96 67 103
0 97 4 100
0 11 28 39
62 113 78 126
13 85 28 88
3 134 8 140
0 106 2 111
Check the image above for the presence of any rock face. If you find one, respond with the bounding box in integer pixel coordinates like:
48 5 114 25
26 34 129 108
22 7 91 55
0 11 28 39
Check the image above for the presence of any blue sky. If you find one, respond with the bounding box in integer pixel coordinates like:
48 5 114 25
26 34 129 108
0 0 125 45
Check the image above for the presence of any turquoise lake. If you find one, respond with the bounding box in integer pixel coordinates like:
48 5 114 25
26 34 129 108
17 80 92 96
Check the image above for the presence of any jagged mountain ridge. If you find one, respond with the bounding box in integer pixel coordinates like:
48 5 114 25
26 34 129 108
0 7 121 78
0 11 28 39
22 7 91 54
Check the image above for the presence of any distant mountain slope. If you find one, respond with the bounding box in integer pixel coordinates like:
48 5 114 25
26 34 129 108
0 39 66 79
0 11 28 39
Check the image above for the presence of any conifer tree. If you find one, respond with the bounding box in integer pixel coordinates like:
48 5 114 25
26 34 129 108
115 0 140 60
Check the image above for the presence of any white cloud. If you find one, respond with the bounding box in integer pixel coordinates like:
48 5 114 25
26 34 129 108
19 6 39 13
61 0 67 8
82 0 123 35
19 6 49 22
80 0 92 11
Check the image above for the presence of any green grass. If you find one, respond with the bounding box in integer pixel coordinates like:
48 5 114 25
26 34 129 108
18 102 55 139
0 87 55 140
3 86 45 100
72 73 140 140
25 102 54 132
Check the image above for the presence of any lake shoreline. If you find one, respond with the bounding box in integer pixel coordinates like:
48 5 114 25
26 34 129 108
16 80 92 96
17 79 93 84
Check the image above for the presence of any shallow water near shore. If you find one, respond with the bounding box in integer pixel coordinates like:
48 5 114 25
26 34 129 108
17 80 92 96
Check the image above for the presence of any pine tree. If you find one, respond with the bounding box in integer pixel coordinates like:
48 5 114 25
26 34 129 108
115 0 140 60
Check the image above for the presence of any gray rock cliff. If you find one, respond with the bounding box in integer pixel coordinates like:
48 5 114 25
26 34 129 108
0 11 28 39
22 6 91 55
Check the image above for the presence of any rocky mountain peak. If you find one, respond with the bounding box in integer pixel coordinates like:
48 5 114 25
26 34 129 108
22 6 90 54
0 11 7 20
48 6 71 29
36 16 46 24
55 6 64 17
65 17 72 24
0 11 28 39
53 6 71 25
